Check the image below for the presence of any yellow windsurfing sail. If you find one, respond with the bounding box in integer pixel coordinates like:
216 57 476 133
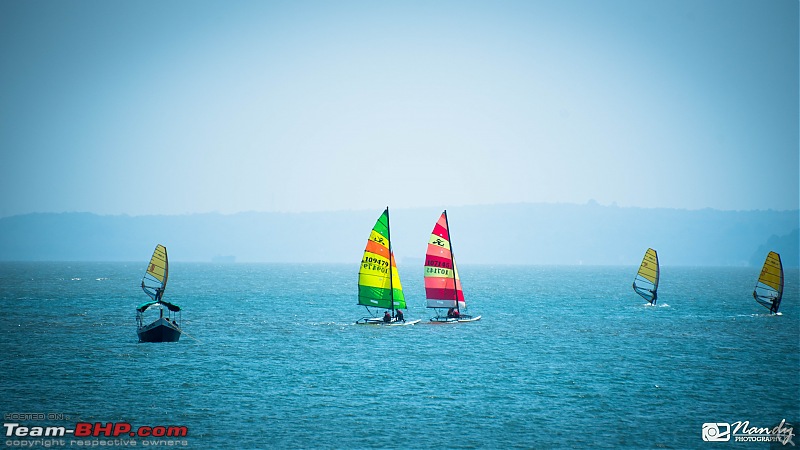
753 251 783 314
139 244 174 309
146 244 168 285
632 248 659 304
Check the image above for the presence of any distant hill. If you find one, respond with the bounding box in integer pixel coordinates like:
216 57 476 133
749 228 799 268
0 203 797 267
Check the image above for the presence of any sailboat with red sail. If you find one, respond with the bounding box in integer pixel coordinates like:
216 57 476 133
425 210 480 323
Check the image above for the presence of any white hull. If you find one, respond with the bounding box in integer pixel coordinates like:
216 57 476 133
356 317 421 326
429 315 482 323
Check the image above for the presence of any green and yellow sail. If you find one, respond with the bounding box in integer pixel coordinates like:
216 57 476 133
358 208 405 310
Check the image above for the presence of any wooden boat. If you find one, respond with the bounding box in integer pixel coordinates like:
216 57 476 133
137 244 182 342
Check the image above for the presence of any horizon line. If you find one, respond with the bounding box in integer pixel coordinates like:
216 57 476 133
2 200 799 219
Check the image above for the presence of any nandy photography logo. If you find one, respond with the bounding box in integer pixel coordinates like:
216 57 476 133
702 419 795 446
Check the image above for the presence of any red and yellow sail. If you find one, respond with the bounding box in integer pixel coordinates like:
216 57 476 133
358 208 405 309
424 211 465 309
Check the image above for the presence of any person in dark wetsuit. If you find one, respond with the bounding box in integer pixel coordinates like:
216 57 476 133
395 309 405 322
383 311 392 323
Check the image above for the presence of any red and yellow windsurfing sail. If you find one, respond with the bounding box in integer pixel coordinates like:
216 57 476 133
358 208 405 310
424 210 465 310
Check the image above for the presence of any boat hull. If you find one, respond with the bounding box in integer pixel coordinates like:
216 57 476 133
429 315 482 323
137 317 182 343
356 317 421 326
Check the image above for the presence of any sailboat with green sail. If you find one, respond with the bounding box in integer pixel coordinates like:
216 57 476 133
753 251 783 314
137 244 182 342
632 248 659 305
356 207 419 326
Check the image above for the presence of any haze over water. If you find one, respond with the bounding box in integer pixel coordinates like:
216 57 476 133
1 0 797 217
1 263 797 448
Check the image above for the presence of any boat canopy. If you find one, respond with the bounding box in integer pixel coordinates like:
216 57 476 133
136 300 181 313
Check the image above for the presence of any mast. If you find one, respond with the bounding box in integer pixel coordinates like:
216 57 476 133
775 257 784 313
443 210 460 314
386 207 395 317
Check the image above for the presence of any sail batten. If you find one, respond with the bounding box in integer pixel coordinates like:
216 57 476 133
425 211 465 309
753 251 783 313
358 208 405 309
632 248 659 305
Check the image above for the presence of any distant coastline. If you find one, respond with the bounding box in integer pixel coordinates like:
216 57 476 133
0 203 797 267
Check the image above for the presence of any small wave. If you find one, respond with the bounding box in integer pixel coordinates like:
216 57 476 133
308 321 342 327
70 278 81 281
95 277 109 281
741 313 782 318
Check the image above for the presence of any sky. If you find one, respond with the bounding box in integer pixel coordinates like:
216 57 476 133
1 0 797 217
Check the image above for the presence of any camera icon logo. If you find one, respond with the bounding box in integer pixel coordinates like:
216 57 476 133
702 423 731 442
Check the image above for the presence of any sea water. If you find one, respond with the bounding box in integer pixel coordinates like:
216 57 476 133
0 263 798 449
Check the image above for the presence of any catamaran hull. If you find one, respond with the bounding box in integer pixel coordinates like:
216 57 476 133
138 318 181 343
356 317 421 326
429 315 482 323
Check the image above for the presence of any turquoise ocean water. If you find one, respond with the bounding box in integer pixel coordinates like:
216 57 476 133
1 262 798 448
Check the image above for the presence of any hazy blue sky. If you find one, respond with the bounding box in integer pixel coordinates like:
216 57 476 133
1 0 797 217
